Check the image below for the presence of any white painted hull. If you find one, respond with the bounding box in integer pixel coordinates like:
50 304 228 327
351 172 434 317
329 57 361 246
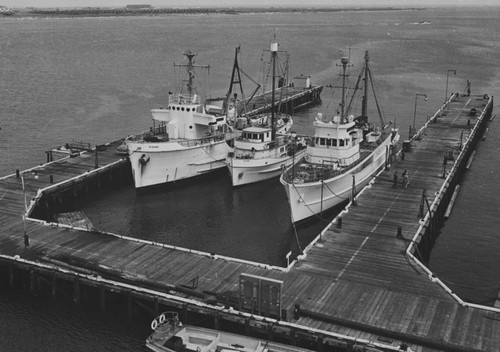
281 135 393 223
228 149 306 187
128 139 231 189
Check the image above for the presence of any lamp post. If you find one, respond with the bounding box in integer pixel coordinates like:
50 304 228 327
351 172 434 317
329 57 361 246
20 172 30 248
445 69 456 104
412 93 427 136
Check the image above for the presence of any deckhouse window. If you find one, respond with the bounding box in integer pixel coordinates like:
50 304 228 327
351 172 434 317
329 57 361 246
326 139 332 147
320 138 326 146
332 139 337 147
339 139 345 147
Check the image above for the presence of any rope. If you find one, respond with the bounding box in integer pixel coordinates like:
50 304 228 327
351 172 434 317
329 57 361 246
291 182 324 221
290 211 303 254
289 177 350 224
323 180 350 201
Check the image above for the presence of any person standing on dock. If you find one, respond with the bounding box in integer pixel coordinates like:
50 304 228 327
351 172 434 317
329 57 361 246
466 80 471 96
402 169 409 189
393 171 398 188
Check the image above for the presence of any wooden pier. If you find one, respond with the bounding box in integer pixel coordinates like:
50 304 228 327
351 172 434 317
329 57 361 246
241 84 323 117
0 93 497 351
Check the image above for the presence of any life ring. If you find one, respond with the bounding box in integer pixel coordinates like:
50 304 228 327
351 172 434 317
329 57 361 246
159 313 166 324
151 319 158 330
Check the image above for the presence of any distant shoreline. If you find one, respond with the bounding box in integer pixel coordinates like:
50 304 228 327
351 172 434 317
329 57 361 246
4 6 424 19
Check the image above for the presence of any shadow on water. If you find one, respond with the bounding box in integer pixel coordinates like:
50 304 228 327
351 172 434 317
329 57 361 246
78 170 339 267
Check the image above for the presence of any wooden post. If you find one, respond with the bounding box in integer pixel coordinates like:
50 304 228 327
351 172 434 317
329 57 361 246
351 174 357 206
153 296 159 317
267 322 273 341
346 340 354 352
94 148 99 169
100 285 106 313
289 327 296 346
317 333 324 352
127 290 133 322
442 154 448 179
213 313 219 330
244 318 250 336
8 264 14 288
397 226 403 238
73 279 80 305
30 270 36 296
52 274 57 298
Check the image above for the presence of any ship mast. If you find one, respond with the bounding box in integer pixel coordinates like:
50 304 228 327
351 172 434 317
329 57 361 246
361 50 369 122
339 56 350 121
224 46 261 116
174 50 210 98
271 42 278 140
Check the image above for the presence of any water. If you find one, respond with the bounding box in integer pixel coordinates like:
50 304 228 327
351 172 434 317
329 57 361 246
1 7 500 350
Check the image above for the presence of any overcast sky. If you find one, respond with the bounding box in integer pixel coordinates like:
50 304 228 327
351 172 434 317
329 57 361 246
2 0 499 8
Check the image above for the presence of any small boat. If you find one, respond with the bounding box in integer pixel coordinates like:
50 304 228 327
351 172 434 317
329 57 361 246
0 6 14 16
146 312 312 352
125 50 234 189
226 42 307 187
280 51 400 223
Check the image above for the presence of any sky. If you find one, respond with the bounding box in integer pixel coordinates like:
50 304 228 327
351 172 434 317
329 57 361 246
2 0 499 9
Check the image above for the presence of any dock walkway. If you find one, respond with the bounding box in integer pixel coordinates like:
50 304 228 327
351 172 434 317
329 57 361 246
0 94 497 352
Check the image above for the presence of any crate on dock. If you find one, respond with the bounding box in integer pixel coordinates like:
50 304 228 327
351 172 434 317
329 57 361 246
402 140 412 152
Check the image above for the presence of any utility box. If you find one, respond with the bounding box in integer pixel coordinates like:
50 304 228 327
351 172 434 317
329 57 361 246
294 74 311 89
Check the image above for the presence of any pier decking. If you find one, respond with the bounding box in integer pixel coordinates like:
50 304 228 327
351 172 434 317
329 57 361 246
0 94 497 351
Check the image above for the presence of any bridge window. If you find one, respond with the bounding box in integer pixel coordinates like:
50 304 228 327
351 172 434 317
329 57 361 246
332 139 337 147
326 139 332 147
320 138 326 146
339 139 344 147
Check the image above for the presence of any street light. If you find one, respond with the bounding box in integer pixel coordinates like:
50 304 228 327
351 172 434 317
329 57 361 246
445 69 457 104
413 93 427 135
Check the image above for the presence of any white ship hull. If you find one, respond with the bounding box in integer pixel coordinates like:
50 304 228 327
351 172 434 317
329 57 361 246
128 139 231 189
228 149 306 187
281 135 392 223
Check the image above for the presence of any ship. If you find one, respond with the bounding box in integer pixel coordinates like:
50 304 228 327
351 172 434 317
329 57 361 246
226 42 307 187
280 51 400 223
146 312 313 352
125 50 234 189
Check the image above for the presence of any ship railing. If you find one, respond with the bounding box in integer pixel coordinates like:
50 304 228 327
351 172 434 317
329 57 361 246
128 130 226 146
177 133 226 147
169 93 199 105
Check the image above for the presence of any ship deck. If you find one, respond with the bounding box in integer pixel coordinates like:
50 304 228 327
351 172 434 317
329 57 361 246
0 94 497 351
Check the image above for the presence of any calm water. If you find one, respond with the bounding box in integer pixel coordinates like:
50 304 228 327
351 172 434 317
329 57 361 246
1 7 500 350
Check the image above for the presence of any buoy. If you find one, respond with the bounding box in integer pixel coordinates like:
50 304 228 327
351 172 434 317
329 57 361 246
151 319 158 330
159 313 166 324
